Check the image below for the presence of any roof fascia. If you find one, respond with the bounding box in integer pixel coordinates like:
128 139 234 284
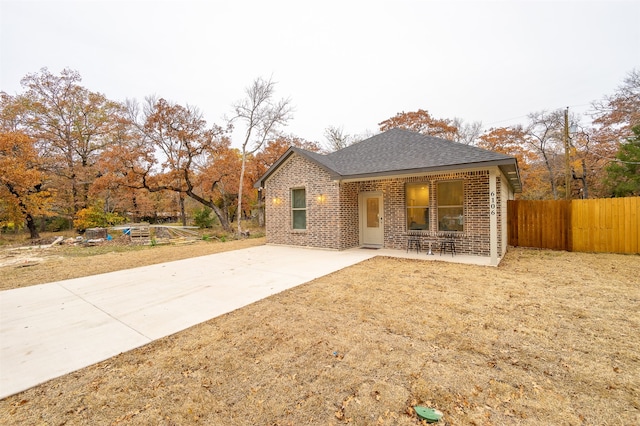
254 147 340 188
337 162 522 193
254 147 295 188
337 159 517 182
498 162 523 193
295 149 342 179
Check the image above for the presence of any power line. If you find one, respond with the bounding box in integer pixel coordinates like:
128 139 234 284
585 148 640 165
484 103 594 127
485 114 530 126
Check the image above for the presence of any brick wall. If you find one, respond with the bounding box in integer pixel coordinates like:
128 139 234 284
265 152 503 255
341 171 492 254
264 154 341 249
337 181 359 249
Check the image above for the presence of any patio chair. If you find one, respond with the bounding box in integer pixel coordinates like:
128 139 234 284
439 233 456 256
406 232 421 254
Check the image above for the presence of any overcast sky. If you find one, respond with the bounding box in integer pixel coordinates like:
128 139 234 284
1 0 638 147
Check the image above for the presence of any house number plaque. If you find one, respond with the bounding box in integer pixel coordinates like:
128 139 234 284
490 191 496 216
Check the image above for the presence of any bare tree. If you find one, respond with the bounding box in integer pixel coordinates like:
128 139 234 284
352 129 377 143
591 68 640 142
231 77 292 236
524 110 565 199
453 118 483 145
323 125 354 152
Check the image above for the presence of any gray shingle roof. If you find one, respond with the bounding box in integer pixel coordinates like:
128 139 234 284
258 128 522 192
326 128 516 175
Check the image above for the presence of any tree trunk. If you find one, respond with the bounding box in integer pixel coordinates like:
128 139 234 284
132 194 139 222
257 197 264 227
214 206 232 232
541 152 558 199
179 194 187 226
25 213 40 239
581 159 589 199
185 189 232 233
237 152 247 236
5 183 41 239
71 177 80 213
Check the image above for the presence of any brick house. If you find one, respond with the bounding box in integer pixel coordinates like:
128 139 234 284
254 128 522 265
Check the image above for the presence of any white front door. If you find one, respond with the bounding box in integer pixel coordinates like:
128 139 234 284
360 192 384 247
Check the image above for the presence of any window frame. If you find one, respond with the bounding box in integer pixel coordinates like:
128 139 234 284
436 180 464 232
405 182 431 231
291 187 307 230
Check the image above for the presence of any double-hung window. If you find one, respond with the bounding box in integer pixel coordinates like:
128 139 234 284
405 183 430 230
291 188 306 230
437 180 464 232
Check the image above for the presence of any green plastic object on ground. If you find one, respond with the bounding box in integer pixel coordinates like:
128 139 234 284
414 406 443 422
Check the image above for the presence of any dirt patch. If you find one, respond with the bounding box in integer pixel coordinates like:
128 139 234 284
1 246 639 425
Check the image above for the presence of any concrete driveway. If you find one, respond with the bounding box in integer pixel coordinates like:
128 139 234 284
0 245 377 399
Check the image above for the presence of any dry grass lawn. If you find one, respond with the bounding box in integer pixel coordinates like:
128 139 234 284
0 235 265 291
0 239 639 425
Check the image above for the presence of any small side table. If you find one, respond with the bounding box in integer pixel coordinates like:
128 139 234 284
425 241 434 255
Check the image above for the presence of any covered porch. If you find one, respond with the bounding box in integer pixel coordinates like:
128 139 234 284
348 246 500 266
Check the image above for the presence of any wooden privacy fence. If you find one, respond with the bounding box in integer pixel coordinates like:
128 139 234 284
508 197 639 254
572 197 639 253
508 200 571 250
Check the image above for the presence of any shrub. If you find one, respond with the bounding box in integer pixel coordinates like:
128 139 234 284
45 216 71 232
193 207 216 228
0 221 22 233
74 203 126 232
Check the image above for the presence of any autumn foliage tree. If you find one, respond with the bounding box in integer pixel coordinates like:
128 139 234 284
477 126 541 198
379 109 458 140
252 134 321 180
590 68 640 197
17 68 126 217
591 69 640 146
92 104 167 223
197 140 242 224
0 132 53 238
119 97 234 231
478 112 594 200
378 109 484 145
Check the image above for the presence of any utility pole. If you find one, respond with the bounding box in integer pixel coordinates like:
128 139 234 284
564 107 571 200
